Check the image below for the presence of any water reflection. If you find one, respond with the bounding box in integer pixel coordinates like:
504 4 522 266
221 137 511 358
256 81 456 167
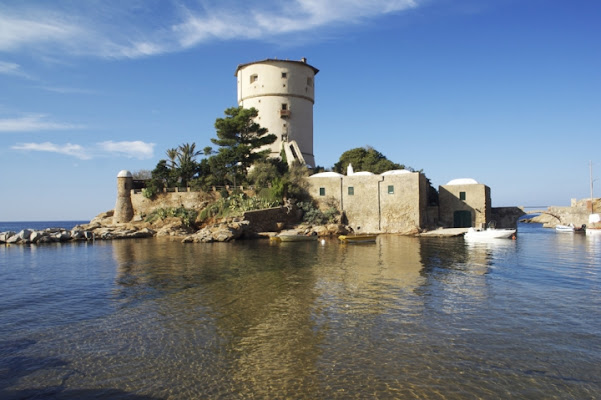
1 231 600 398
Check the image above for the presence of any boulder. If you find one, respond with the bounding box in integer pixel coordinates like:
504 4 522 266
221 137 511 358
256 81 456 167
182 220 249 243
17 229 33 240
38 235 55 244
6 234 21 244
29 231 43 243
71 230 86 240
54 231 71 242
0 231 16 243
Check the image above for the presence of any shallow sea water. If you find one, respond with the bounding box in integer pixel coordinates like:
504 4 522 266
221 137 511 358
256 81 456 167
1 223 600 399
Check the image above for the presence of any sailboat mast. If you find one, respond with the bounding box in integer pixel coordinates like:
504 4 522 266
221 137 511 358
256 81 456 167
591 160 595 214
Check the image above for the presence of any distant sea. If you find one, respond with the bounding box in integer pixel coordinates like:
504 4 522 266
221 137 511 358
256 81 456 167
0 221 89 232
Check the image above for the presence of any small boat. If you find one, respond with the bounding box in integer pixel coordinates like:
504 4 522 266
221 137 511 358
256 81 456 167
556 224 586 233
338 234 377 243
556 224 575 232
464 227 516 240
272 234 318 242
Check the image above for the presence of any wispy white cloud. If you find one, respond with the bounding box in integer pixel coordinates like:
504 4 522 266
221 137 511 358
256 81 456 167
0 1 419 59
11 140 156 160
0 11 82 52
97 140 156 160
0 61 33 79
0 114 84 132
34 86 97 95
11 142 91 160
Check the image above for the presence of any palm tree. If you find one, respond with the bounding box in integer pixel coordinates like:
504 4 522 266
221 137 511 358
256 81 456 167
166 148 178 169
177 143 201 166
177 143 202 186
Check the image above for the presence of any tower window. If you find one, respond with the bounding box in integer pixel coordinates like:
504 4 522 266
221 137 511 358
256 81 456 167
281 72 287 78
460 191 466 201
281 103 288 111
319 187 326 196
388 185 394 194
307 77 313 87
250 74 258 83
348 187 354 196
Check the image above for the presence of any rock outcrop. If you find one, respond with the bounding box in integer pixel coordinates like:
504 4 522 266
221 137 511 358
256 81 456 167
522 198 600 228
182 218 250 243
0 227 94 245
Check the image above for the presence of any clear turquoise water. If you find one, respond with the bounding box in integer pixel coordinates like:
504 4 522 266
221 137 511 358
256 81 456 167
1 223 600 399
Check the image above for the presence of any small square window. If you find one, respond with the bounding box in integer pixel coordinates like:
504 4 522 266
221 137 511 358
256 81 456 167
307 77 313 86
281 103 288 111
388 185 394 194
348 187 354 196
281 72 287 78
319 187 326 196
460 191 466 201
250 74 258 83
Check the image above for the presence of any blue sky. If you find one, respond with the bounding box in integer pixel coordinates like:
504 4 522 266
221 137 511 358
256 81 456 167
1 0 600 221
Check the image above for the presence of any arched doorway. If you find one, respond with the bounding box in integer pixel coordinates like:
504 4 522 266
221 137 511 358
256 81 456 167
453 210 472 228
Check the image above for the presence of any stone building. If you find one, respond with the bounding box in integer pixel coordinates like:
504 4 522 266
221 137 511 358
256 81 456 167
438 179 491 228
235 58 319 167
308 170 428 233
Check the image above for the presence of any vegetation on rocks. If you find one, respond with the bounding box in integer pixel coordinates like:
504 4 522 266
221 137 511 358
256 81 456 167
198 193 280 222
297 201 339 225
144 207 198 228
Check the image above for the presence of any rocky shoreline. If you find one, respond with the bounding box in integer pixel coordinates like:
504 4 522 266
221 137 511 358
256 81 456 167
1 209 353 245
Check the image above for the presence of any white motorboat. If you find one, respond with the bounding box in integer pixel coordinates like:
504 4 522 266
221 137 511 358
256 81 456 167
464 224 516 240
556 224 585 233
556 224 575 232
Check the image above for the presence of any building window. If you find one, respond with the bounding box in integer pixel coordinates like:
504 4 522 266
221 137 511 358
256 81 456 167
348 187 354 196
281 72 287 78
250 74 258 83
388 185 394 194
460 191 466 201
319 187 326 196
281 103 288 111
307 77 313 87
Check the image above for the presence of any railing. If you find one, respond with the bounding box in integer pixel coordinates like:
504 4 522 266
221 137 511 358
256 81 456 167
131 184 268 195
280 109 291 118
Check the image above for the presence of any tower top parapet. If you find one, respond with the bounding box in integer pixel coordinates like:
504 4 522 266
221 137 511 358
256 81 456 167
234 58 319 76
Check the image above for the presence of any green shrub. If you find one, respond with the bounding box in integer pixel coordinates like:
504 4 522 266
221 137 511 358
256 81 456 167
297 201 339 225
144 207 198 228
197 193 281 222
142 187 156 199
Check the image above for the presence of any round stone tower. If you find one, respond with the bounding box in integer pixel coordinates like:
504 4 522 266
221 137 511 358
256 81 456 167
114 170 134 223
235 58 319 167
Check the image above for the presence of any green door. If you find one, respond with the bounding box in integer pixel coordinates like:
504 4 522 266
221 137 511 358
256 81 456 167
453 210 472 228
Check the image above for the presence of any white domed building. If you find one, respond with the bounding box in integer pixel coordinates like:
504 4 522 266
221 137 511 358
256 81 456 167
439 178 491 228
308 168 428 233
